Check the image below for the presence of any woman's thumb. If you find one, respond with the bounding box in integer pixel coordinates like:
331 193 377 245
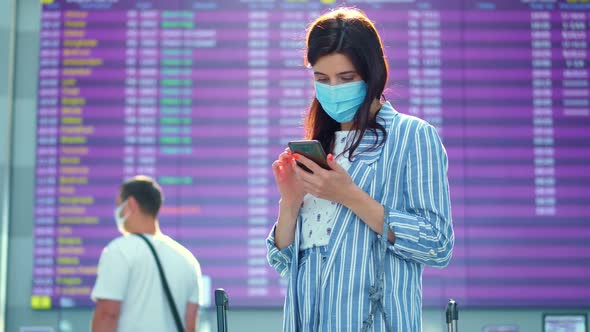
326 154 339 170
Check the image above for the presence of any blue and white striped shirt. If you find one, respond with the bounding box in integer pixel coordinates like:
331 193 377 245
267 101 454 331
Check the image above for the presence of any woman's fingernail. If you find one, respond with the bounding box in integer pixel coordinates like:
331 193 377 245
293 153 299 160
328 154 334 161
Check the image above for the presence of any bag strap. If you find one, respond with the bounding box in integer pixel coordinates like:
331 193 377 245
135 233 184 332
361 205 393 332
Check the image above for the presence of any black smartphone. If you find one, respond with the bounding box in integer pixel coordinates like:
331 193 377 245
288 140 331 173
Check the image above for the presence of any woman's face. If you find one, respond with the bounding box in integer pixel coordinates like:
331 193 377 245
312 53 362 86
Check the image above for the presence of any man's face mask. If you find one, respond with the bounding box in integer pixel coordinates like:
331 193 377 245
314 80 367 123
114 200 129 234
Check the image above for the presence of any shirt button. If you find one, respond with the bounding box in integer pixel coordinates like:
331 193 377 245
429 249 436 256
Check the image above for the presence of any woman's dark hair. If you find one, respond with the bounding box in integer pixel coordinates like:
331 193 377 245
304 7 388 158
120 176 163 217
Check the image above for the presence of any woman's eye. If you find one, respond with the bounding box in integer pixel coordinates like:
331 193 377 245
341 77 354 82
316 78 329 83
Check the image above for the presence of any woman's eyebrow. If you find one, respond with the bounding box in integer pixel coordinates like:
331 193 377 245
313 70 356 76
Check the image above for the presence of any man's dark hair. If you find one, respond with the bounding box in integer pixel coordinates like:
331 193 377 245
119 176 163 217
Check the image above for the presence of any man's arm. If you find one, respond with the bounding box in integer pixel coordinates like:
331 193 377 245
184 302 199 332
91 299 121 332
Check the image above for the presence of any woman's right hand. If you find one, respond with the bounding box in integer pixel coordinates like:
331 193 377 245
271 148 305 209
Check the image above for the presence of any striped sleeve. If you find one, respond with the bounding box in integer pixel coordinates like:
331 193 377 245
386 123 454 268
266 222 294 277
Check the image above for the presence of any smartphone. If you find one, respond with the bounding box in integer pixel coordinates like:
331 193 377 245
288 140 331 173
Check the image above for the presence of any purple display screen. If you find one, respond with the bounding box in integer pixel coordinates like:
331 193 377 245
33 0 590 308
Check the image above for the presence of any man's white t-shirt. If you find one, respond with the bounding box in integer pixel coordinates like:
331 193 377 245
91 233 202 332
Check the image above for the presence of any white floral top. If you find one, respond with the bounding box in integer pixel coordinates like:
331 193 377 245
299 131 354 250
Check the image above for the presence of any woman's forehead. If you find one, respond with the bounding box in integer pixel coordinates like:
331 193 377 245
313 53 356 74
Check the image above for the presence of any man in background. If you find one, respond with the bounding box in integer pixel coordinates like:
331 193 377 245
91 175 202 332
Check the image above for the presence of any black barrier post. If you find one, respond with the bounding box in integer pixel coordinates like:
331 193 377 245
446 298 458 332
215 288 229 332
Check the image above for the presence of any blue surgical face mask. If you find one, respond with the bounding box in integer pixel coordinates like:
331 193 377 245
314 80 367 123
114 200 129 234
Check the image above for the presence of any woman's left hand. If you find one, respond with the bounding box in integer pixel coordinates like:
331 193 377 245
292 153 356 205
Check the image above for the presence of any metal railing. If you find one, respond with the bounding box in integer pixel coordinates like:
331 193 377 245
0 0 17 330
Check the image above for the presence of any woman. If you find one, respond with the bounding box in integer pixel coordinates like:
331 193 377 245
266 8 453 331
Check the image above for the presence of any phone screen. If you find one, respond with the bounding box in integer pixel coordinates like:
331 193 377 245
288 140 330 173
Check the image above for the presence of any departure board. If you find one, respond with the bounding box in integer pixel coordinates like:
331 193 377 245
33 0 590 309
